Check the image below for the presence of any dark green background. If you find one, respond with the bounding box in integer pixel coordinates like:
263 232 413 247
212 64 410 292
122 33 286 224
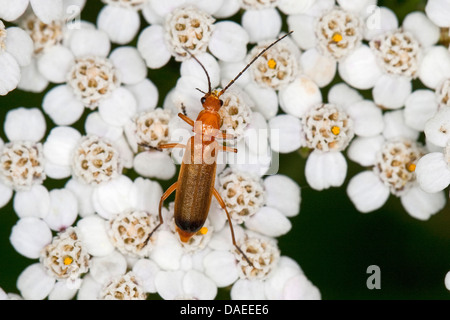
1 0 449 299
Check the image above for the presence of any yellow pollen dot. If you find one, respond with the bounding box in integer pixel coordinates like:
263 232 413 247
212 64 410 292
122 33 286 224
199 227 208 235
267 58 277 69
332 32 343 43
63 256 73 266
331 126 340 135
406 163 416 172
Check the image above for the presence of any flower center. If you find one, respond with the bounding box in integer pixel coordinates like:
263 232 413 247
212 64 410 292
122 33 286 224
436 78 450 108
249 39 300 89
369 30 421 78
134 109 172 150
100 272 147 300
108 210 159 257
102 0 148 10
0 20 7 52
235 233 280 280
0 141 45 191
20 13 64 55
315 8 363 60
217 168 266 224
302 103 354 152
164 6 215 61
67 56 120 109
240 0 279 9
40 228 90 281
72 135 122 185
373 138 424 196
218 89 252 140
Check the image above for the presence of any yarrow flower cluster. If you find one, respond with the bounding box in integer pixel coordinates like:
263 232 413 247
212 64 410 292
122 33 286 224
0 0 449 301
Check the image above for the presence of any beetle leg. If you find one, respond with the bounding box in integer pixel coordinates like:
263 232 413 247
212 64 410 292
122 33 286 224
221 145 238 153
144 182 178 246
159 143 186 149
213 188 254 267
178 112 195 127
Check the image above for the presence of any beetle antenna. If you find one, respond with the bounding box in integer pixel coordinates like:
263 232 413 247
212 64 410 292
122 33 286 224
218 31 293 96
183 47 212 94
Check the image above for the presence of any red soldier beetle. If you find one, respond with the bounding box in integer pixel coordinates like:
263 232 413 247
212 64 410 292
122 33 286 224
145 31 294 266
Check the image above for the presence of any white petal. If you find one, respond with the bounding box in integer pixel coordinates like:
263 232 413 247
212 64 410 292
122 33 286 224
0 181 13 209
203 250 239 287
0 52 20 96
150 230 183 271
268 114 304 153
346 100 384 137
287 14 317 50
5 27 33 67
43 84 84 125
0 0 28 21
372 74 412 110
228 138 273 176
244 82 278 119
48 281 78 300
404 89 438 131
126 79 159 112
305 151 347 190
43 125 81 166
382 110 419 141
245 206 292 237
129 177 163 215
89 251 127 284
97 5 140 44
347 170 390 213
220 60 251 89
183 270 217 300
337 0 377 16
65 178 95 217
4 107 46 142
149 0 189 18
17 59 48 93
30 0 64 24
264 256 303 299
282 273 321 300
84 112 123 142
44 188 78 231
17 263 55 300
328 83 363 109
44 161 72 180
133 151 177 180
230 279 266 300
154 270 184 300
137 25 171 69
264 174 301 217
132 259 160 293
300 48 336 88
279 76 322 118
401 186 446 220
347 135 384 167
10 217 52 259
213 0 240 18
180 52 220 88
77 275 102 300
13 185 50 219
364 6 399 40
76 215 115 256
338 45 382 90
209 21 249 62
92 175 133 220
244 111 269 155
109 46 147 85
37 45 74 83
242 8 282 43
419 46 450 89
445 271 450 291
402 11 440 47
424 108 450 147
98 87 137 127
69 28 111 58
415 152 450 193
278 0 316 15
425 0 450 27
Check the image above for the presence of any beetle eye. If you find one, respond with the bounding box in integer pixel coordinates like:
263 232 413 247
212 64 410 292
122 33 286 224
219 99 223 106
201 97 206 104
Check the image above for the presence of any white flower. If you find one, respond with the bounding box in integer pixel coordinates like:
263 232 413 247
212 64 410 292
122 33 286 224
40 25 155 128
0 19 33 95
287 0 375 87
339 9 440 110
425 0 450 28
0 0 74 24
137 3 249 69
347 110 447 220
0 288 22 300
